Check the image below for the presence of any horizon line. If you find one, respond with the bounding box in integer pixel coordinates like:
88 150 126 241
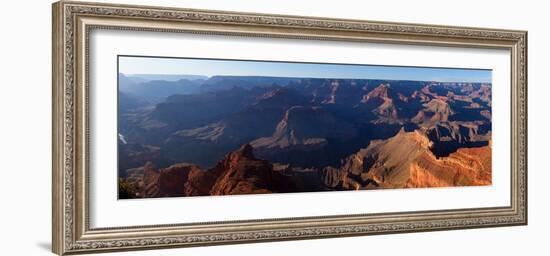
120 72 492 84
118 55 492 84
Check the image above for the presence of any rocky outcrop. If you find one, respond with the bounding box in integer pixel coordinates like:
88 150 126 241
472 84 492 103
141 162 215 198
123 130 491 198
158 164 203 197
361 84 400 120
142 162 160 197
209 144 274 195
127 144 297 198
184 166 219 196
405 145 491 187
209 144 296 195
362 83 392 101
412 99 453 127
323 129 491 190
426 121 491 157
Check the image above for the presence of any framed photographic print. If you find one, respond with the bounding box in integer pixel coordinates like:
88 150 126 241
52 1 528 255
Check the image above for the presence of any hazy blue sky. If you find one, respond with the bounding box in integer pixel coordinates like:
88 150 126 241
119 56 491 83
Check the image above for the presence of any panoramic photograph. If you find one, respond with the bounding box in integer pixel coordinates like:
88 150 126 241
117 56 492 199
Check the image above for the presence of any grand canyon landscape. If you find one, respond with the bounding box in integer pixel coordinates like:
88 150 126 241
117 58 492 199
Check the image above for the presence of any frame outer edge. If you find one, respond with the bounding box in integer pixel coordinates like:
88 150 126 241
52 1 65 255
521 31 528 225
54 1 528 254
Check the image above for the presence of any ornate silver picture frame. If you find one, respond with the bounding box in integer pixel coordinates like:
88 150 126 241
52 1 527 255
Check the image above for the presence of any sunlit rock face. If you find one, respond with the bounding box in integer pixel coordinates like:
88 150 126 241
118 76 492 198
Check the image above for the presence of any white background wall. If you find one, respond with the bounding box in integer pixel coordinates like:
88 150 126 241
0 0 547 255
